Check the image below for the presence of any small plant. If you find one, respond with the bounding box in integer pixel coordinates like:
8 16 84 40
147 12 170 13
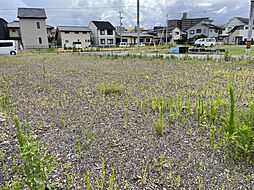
76 140 81 157
85 171 92 190
153 100 166 136
141 161 148 189
13 116 56 190
109 168 116 190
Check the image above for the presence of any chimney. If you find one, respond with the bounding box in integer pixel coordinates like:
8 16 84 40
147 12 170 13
182 12 187 20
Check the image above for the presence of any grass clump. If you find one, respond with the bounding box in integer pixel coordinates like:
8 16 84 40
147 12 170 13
153 100 166 136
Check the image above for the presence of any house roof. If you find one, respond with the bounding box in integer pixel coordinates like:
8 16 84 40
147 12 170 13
235 17 249 25
120 32 153 37
91 21 115 30
57 26 91 32
0 18 7 24
18 8 47 19
8 21 20 28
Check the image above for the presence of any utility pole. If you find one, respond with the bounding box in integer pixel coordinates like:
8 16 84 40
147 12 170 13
165 14 169 45
137 0 140 51
245 0 254 57
118 11 123 43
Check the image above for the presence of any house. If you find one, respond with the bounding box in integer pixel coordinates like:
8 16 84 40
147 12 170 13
222 17 254 45
146 26 183 44
47 25 55 48
168 13 211 32
56 26 91 48
0 18 9 40
186 20 222 42
18 8 49 49
89 21 116 47
118 32 153 46
7 21 22 48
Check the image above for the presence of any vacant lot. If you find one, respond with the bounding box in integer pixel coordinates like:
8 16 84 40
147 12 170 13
0 53 253 189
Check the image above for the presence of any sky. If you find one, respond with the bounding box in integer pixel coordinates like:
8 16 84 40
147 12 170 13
0 0 251 29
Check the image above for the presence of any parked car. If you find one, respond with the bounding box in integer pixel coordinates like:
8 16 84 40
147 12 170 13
194 38 216 47
64 43 73 50
0 40 17 55
119 42 130 47
73 42 82 49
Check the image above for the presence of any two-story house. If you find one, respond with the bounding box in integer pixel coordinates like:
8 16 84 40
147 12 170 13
56 26 91 48
222 17 254 45
7 21 22 48
89 21 116 47
0 18 9 40
186 20 222 42
18 8 49 49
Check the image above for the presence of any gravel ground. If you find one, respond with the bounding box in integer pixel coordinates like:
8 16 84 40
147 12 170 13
0 53 253 189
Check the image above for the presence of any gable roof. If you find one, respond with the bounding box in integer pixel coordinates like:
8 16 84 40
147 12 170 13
235 17 249 25
8 21 20 28
57 26 91 32
0 18 7 24
91 21 115 30
18 8 47 19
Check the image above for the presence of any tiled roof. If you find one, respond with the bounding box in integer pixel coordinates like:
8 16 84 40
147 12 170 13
8 21 20 28
57 26 91 32
91 21 115 30
18 8 47 19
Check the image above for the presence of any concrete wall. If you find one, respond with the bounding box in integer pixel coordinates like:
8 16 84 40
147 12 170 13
58 31 91 48
20 18 48 49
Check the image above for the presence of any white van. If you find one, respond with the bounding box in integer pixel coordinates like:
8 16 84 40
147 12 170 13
194 38 216 47
73 42 82 49
0 40 18 55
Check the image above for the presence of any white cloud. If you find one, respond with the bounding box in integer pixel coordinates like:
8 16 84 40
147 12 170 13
215 7 228 14
198 3 212 7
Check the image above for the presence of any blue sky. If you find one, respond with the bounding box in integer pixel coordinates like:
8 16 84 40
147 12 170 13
0 0 250 29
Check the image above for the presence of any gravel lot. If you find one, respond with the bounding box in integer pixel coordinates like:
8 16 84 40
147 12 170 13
0 53 253 189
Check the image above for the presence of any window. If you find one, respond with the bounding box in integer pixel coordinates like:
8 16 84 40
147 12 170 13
65 32 69 34
100 39 105 44
244 38 247 41
190 30 194 34
203 29 206 33
100 30 105 35
87 39 90 42
36 22 40 29
122 39 127 42
228 27 232 31
140 39 144 42
196 29 201 33
0 42 13 47
65 40 69 43
39 37 42 44
83 32 87 34
245 26 248 30
107 30 113 35
12 29 15 32
146 38 150 42
75 32 79 34
210 30 213 33
107 39 113 44
175 32 180 35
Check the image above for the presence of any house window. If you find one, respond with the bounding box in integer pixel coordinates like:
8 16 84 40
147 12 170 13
100 39 105 44
210 30 213 33
140 39 144 42
245 26 248 30
196 29 201 33
12 29 15 32
65 32 69 34
175 32 180 35
100 30 105 35
107 30 113 35
244 38 247 41
83 32 87 34
107 39 113 44
65 40 69 43
37 22 40 29
203 29 206 33
190 30 194 34
75 32 79 34
122 39 127 42
146 38 150 42
39 37 42 44
88 39 90 42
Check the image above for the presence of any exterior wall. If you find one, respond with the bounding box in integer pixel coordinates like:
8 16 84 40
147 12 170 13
58 31 91 48
171 28 181 43
89 22 116 47
223 18 244 35
9 28 21 38
19 18 48 49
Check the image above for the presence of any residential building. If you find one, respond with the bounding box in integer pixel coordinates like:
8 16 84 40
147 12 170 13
0 18 9 40
56 26 91 48
186 20 222 42
7 21 22 48
89 21 116 47
18 8 49 49
222 17 254 45
118 32 153 46
47 25 55 48
146 26 183 44
168 13 211 31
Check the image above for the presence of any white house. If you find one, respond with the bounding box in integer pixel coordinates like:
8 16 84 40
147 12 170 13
89 21 116 47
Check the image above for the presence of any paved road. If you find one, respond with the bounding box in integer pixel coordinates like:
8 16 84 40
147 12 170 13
81 51 242 60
